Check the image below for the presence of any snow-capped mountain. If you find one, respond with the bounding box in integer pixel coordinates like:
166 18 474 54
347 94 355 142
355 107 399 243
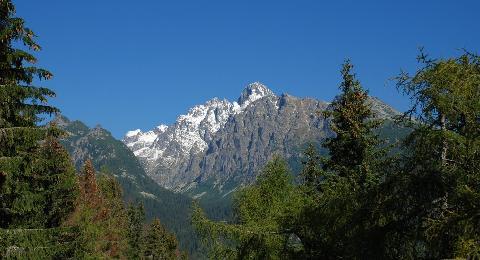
123 82 277 189
123 82 400 195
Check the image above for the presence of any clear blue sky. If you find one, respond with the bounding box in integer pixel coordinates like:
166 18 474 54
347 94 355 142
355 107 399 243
15 0 480 138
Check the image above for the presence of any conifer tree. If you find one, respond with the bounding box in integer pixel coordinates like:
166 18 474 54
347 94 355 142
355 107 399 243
0 0 58 229
126 203 146 259
34 134 78 228
143 218 181 259
70 161 129 258
0 1 80 258
297 60 386 258
323 60 382 187
300 143 322 192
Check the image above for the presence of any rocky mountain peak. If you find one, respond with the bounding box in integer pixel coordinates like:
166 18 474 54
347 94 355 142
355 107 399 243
368 96 401 119
52 114 71 127
237 82 275 106
123 82 281 189
123 83 401 193
155 124 169 133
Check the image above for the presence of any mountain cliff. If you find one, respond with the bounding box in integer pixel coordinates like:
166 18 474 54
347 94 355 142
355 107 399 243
123 82 400 199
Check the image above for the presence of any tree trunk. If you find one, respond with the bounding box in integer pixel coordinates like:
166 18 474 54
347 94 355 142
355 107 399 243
440 113 447 165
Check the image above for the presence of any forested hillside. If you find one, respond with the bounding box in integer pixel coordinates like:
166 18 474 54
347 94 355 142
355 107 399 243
53 115 200 254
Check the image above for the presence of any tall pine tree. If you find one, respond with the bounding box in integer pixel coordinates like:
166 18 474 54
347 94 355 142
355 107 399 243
0 1 78 258
323 59 382 188
126 202 146 259
143 218 182 259
0 0 58 229
298 60 386 258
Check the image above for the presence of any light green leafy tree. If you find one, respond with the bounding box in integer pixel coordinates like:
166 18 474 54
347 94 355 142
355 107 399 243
193 156 306 259
382 49 480 259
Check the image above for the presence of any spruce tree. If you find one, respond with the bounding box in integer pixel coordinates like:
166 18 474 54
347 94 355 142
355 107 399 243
298 60 385 258
126 203 146 259
323 59 382 187
34 134 78 227
0 1 80 258
143 218 180 259
300 143 322 192
0 0 58 229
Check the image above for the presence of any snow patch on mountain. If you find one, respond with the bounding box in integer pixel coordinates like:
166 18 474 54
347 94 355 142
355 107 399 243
123 82 275 182
156 125 168 132
126 129 142 137
193 192 207 199
139 191 157 199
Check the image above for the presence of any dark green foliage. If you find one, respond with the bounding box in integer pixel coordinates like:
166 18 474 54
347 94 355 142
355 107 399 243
287 52 479 259
1 132 78 229
192 55 480 259
0 1 56 130
300 143 322 192
292 60 387 259
322 60 383 187
0 226 80 259
0 0 59 228
0 2 81 257
31 135 78 228
143 218 183 259
126 203 146 259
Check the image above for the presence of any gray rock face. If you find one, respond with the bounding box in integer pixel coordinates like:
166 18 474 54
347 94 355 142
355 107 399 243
123 83 399 196
187 94 330 189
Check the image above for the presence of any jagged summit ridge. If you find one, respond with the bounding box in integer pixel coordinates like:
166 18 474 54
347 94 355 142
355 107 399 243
125 82 273 143
237 82 275 108
123 82 276 188
123 82 400 192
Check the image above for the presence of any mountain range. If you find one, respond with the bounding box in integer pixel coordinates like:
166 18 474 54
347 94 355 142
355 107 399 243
123 82 401 200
